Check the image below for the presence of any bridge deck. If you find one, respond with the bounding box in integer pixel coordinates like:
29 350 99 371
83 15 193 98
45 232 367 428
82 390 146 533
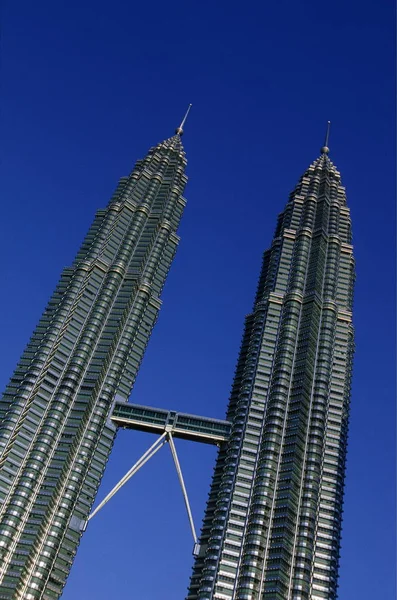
111 402 231 445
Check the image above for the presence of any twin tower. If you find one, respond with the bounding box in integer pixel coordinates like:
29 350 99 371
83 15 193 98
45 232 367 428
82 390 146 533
0 112 355 600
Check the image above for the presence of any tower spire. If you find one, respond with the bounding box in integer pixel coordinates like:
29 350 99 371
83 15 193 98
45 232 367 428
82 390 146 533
321 120 331 154
175 103 192 136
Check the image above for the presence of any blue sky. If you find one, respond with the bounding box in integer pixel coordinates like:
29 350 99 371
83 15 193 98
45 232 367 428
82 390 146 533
0 1 395 598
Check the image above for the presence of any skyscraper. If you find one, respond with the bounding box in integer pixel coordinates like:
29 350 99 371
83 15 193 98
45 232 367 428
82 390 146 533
0 113 190 599
187 132 355 600
0 117 355 600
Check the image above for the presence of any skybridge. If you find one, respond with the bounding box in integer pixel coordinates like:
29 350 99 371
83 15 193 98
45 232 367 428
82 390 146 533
87 401 231 556
111 401 231 445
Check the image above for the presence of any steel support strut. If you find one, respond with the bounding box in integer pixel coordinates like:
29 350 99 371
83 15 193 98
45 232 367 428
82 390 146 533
87 431 200 554
168 432 198 546
87 432 168 522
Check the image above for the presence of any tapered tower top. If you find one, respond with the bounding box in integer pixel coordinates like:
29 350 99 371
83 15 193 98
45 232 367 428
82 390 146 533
175 104 192 136
321 120 331 154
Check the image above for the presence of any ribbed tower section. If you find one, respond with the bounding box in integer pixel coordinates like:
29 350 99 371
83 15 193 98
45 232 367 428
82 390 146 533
0 131 187 599
188 148 354 600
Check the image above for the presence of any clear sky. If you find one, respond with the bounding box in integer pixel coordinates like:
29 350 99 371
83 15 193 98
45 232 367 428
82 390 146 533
0 1 395 598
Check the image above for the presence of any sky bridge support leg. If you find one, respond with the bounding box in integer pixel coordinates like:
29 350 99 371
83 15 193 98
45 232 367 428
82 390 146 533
87 430 200 555
167 432 199 552
87 432 168 522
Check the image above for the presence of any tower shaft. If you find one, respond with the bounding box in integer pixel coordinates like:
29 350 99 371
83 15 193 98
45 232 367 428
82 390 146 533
0 135 187 599
188 152 354 600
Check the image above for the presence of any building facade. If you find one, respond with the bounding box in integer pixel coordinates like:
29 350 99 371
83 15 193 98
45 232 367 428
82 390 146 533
187 143 355 600
0 126 188 599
